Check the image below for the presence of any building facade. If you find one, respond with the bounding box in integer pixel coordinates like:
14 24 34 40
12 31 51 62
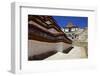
28 15 72 60
62 22 79 40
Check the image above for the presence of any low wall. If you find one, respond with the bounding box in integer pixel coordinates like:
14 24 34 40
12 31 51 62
28 40 71 57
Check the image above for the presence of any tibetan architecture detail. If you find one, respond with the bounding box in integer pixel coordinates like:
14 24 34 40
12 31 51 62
28 15 72 60
63 22 79 32
62 22 79 40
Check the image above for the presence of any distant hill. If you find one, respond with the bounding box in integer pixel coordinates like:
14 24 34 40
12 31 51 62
77 27 88 42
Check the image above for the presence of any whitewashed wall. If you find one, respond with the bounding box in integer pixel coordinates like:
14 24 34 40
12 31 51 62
28 40 71 56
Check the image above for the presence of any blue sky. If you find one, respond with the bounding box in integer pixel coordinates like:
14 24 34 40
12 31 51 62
53 16 88 28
